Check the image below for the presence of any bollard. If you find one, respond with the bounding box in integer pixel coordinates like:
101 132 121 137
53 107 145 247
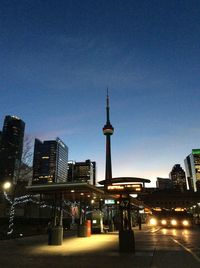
48 226 63 245
78 220 91 237
86 220 91 237
119 229 135 253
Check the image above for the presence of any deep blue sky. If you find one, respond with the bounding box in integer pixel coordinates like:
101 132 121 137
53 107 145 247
1 0 200 186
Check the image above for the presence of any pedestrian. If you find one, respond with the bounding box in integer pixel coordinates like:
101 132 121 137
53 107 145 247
47 221 52 244
137 215 142 230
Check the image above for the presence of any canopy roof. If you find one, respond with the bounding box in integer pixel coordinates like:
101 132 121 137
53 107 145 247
26 182 146 208
98 177 151 185
26 182 105 201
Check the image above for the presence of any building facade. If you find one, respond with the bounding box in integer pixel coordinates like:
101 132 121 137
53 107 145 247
184 149 200 192
32 137 68 184
0 115 25 183
67 159 96 185
142 190 198 210
169 164 187 192
156 177 172 190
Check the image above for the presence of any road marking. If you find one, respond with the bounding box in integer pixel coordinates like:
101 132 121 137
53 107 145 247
171 237 200 264
134 227 161 233
150 227 161 233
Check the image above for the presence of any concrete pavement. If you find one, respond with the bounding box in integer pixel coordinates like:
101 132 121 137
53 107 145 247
0 225 199 268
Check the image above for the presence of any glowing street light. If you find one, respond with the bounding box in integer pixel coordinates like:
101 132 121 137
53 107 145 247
3 181 12 190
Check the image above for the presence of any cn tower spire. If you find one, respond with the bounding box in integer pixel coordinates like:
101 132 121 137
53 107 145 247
106 88 110 124
103 89 114 184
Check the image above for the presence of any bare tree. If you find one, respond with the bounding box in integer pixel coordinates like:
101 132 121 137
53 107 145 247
14 135 34 196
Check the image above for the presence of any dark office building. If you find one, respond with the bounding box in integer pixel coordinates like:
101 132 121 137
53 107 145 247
32 137 68 185
0 115 25 183
169 164 187 192
156 177 172 190
0 131 2 146
67 159 96 185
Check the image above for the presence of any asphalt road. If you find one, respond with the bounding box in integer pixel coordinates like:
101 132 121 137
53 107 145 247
0 226 200 268
135 226 200 267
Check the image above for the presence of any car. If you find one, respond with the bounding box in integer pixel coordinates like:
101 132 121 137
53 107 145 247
149 210 193 228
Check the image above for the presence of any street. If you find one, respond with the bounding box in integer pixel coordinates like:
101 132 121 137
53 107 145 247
135 225 200 267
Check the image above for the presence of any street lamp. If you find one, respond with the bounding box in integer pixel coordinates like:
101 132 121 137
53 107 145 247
3 181 12 191
1 181 17 236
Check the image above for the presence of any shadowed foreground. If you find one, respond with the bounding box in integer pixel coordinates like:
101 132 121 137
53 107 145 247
0 227 200 268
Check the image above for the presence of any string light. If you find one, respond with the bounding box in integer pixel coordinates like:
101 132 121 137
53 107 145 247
3 192 79 235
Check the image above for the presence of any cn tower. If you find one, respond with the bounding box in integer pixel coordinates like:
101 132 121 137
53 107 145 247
103 91 114 185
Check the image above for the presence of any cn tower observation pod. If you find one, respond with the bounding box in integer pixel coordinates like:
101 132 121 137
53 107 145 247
98 177 150 185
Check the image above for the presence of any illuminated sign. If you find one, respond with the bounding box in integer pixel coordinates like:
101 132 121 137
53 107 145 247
107 184 142 193
105 199 115 205
106 183 142 194
192 149 200 155
119 199 130 209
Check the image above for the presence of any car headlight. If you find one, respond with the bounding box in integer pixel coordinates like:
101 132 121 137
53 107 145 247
182 220 189 226
171 219 177 226
149 218 157 226
161 219 167 225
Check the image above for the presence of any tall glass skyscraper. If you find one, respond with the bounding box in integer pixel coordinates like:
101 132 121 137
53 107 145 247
184 149 200 192
0 115 25 183
32 137 68 184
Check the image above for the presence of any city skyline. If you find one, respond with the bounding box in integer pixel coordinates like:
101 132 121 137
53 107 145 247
1 1 200 186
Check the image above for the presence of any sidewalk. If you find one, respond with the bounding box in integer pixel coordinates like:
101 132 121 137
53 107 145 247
0 227 154 268
0 225 199 268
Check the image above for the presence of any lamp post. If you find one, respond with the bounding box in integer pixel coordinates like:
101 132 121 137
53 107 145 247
3 181 12 191
1 181 16 236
